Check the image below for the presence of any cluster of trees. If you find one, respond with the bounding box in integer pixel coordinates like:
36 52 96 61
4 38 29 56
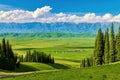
81 23 120 67
80 57 93 67
19 50 54 64
0 38 19 70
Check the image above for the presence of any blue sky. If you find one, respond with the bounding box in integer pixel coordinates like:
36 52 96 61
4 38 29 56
0 0 120 14
0 0 120 23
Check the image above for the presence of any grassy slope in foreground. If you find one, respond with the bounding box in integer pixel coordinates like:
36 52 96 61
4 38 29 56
2 63 120 80
0 62 55 73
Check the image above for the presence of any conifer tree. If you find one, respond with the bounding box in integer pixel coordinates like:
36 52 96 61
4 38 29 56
116 26 120 61
104 28 110 64
110 23 116 62
94 28 104 65
80 59 86 68
93 33 98 66
2 38 7 56
83 59 86 67
21 55 24 62
0 44 2 56
0 38 18 70
86 58 91 67
28 50 31 62
90 56 93 67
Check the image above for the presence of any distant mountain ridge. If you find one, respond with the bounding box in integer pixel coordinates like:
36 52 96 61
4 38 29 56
0 33 96 38
0 22 119 34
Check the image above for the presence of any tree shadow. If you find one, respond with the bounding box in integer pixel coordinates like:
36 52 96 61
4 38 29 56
14 63 70 72
14 64 39 72
48 63 70 69
66 46 94 49
14 48 41 51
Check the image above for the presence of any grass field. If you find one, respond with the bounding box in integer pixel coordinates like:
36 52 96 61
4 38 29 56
0 37 106 80
1 38 95 69
1 37 120 80
2 62 120 80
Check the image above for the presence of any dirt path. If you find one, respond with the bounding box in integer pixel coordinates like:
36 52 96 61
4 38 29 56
0 70 59 78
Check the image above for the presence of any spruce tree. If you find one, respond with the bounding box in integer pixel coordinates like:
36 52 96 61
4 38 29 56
0 44 2 56
21 55 23 62
90 56 93 67
6 40 10 58
0 39 17 70
104 28 110 64
94 28 104 65
86 58 91 67
2 38 7 57
93 34 98 66
83 59 86 67
110 23 116 62
116 26 120 61
80 59 86 68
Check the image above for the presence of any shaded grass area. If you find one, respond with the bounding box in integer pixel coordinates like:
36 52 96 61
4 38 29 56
14 46 94 51
0 62 70 73
15 62 70 72
2 63 120 80
66 46 94 49
48 63 70 69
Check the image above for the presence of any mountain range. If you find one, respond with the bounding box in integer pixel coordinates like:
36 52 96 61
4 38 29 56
0 22 119 34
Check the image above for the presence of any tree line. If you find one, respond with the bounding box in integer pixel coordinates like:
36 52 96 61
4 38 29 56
0 38 19 70
80 23 120 67
19 50 54 64
0 38 55 70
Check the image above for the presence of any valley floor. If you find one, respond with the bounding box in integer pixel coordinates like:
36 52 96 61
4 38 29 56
2 38 115 80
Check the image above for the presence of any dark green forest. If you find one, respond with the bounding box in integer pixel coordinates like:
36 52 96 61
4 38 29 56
0 38 18 70
19 50 54 64
81 23 120 67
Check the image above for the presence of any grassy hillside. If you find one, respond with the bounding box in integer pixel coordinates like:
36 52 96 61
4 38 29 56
0 33 96 38
2 62 120 80
0 62 70 73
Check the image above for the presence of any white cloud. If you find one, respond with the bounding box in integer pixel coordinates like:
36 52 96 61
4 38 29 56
33 6 52 18
0 6 120 23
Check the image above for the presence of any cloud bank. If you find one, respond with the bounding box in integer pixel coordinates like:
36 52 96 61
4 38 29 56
0 6 120 23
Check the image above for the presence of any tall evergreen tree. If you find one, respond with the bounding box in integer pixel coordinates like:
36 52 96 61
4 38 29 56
6 40 10 58
104 28 110 64
86 58 91 67
94 28 104 65
90 56 93 67
2 38 7 57
80 59 86 68
0 38 18 70
93 33 98 66
116 26 120 61
110 23 116 62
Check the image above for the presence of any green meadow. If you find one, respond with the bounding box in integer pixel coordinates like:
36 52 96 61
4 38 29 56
15 38 94 67
2 62 120 80
2 37 120 80
0 38 94 73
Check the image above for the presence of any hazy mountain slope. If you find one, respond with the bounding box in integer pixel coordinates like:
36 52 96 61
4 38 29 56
0 22 119 34
0 33 96 38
